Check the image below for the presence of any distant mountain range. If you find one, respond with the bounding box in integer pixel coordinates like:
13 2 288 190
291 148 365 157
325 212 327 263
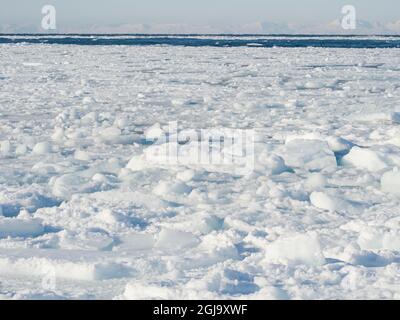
2 20 400 35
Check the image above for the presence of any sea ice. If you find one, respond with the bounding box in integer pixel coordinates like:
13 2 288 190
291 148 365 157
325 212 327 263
1 42 400 299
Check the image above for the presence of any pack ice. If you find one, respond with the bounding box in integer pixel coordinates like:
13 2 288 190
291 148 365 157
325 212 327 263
0 43 400 300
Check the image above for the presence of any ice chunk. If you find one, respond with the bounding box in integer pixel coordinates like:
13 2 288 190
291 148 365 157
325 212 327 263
100 126 121 140
123 282 179 300
116 233 155 251
22 62 43 67
51 128 65 142
341 245 392 267
51 173 102 200
310 191 338 212
153 181 192 196
74 149 92 161
303 81 323 89
15 144 28 156
0 257 131 281
92 262 131 280
343 147 386 171
285 132 325 144
309 191 355 213
155 228 199 250
352 112 392 122
358 228 400 251
185 268 259 296
326 136 354 153
32 142 52 155
282 139 336 171
0 140 11 156
285 134 354 154
145 123 165 141
58 230 115 251
0 217 45 238
255 153 290 175
264 233 325 266
305 173 327 190
197 233 239 262
114 116 130 129
80 112 98 125
181 213 224 235
381 168 400 195
96 208 121 225
176 169 196 182
82 97 93 104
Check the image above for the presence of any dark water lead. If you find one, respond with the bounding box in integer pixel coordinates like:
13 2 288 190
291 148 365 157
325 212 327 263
1 35 400 48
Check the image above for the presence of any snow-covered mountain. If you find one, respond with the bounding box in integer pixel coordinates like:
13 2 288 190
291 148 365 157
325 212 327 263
2 20 400 34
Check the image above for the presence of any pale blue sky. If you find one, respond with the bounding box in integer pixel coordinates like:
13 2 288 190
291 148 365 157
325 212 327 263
2 0 399 26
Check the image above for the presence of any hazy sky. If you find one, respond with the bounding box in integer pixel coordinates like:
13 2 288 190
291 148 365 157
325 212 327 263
2 0 400 27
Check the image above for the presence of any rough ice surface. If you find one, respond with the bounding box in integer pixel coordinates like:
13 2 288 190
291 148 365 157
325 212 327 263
1 44 400 300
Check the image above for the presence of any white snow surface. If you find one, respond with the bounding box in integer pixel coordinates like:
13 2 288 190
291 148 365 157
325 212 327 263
1 44 400 300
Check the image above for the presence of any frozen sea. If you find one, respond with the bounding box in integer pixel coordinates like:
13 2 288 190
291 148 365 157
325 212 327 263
1 35 400 299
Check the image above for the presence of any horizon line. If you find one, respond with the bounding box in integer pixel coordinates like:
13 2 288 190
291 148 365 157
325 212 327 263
2 33 400 37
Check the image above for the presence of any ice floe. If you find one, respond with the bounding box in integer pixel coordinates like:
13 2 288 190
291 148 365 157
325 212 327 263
1 43 400 299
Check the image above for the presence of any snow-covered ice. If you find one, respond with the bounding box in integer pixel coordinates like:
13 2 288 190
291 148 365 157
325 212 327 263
1 43 400 299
